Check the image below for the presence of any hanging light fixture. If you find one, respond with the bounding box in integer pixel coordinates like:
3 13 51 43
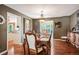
41 10 44 18
40 10 45 22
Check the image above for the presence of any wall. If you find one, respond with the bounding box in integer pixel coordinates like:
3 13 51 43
0 4 32 53
32 19 40 33
0 5 7 53
32 16 70 39
52 16 70 38
70 10 79 30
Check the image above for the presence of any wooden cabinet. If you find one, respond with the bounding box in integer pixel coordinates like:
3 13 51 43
75 33 79 48
69 32 75 45
68 32 79 48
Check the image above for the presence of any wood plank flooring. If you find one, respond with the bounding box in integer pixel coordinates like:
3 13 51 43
8 39 79 55
54 40 79 55
14 44 24 55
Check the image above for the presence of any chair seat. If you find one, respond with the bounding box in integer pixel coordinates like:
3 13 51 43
38 47 43 53
40 37 49 41
61 36 68 39
29 47 43 55
30 49 36 55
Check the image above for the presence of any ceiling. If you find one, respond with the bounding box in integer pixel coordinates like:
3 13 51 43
6 4 79 19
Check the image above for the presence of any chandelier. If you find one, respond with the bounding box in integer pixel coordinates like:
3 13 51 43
41 10 44 18
40 10 45 22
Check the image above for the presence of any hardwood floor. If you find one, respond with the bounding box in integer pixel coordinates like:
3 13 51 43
8 39 79 55
8 43 49 55
14 44 24 55
54 40 79 55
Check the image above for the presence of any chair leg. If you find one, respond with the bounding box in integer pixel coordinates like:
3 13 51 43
42 46 48 55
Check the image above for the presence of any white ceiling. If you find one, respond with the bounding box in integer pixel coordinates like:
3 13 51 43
6 4 79 18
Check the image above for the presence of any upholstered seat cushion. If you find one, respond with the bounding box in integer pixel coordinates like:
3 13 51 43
30 47 43 54
38 47 43 53
40 37 49 41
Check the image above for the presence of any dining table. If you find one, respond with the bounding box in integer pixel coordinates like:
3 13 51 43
37 36 51 54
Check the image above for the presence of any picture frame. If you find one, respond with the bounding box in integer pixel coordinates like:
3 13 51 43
0 15 5 24
55 22 62 28
8 23 15 33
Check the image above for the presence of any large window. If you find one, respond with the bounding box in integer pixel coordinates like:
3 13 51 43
40 20 53 35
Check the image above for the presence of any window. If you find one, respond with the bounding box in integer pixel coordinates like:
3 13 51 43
40 20 53 35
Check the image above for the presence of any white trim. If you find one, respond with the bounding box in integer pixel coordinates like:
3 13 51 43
0 50 7 55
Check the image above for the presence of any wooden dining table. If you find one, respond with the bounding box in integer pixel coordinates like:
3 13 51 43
37 37 51 54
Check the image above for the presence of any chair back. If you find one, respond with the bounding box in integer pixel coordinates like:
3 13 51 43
23 39 29 54
49 31 53 47
25 32 37 50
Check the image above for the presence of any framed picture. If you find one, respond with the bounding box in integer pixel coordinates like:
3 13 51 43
8 23 15 33
0 15 5 24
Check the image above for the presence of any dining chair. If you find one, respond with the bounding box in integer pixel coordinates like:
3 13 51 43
48 31 52 47
23 39 29 55
47 31 52 54
25 32 43 55
41 31 52 55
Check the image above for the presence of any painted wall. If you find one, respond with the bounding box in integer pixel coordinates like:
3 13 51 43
32 19 40 33
70 10 79 30
52 16 70 38
0 5 7 53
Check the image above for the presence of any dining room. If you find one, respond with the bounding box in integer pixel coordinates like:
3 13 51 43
0 4 79 55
